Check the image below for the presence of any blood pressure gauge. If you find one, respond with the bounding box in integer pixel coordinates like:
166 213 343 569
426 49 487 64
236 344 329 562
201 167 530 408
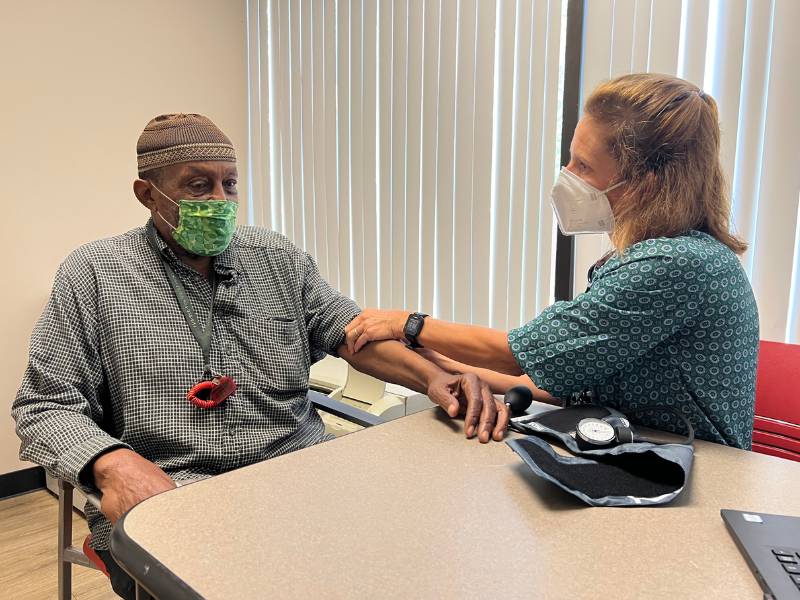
575 417 617 447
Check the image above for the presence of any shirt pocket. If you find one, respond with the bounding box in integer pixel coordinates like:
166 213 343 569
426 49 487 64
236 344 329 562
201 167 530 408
240 316 309 393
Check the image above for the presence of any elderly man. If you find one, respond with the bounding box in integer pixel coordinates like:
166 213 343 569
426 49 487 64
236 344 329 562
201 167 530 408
12 114 508 600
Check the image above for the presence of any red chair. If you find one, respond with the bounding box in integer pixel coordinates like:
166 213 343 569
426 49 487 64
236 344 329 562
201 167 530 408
753 340 800 462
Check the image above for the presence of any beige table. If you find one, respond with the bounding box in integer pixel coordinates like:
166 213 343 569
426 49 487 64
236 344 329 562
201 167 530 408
111 407 800 599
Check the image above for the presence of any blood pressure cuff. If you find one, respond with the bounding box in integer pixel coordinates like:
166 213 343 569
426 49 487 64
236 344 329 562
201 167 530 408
506 406 694 506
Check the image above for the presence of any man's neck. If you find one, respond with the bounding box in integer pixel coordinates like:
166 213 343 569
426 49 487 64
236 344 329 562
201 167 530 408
161 234 213 279
149 219 214 279
178 253 213 279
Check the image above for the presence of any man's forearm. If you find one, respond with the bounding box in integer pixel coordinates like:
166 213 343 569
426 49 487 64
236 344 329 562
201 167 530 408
338 340 442 394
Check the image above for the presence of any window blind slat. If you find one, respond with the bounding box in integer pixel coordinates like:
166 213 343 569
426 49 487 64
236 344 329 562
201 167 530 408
648 0 681 74
323 0 340 288
264 0 281 228
350 0 365 305
362 0 378 308
521 0 550 322
247 0 267 228
470 0 497 326
452 0 478 324
390 0 408 306
489 0 516 330
631 0 652 73
505 0 534 329
435 0 457 321
707 0 746 189
311 0 329 279
750 0 800 342
418 0 441 316
677 0 709 86
377 0 393 307
581 0 613 102
336 0 352 296
404 0 424 310
276 0 290 235
289 1 304 246
534 0 561 315
610 0 635 75
731 0 772 274
301 0 316 257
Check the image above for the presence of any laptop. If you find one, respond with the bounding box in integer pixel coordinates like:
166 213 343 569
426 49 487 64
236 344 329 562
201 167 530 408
722 509 800 599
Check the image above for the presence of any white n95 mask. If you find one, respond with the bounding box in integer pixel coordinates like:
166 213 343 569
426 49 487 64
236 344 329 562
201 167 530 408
550 167 624 235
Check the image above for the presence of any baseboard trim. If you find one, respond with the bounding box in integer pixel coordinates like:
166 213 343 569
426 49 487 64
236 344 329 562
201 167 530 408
0 466 46 500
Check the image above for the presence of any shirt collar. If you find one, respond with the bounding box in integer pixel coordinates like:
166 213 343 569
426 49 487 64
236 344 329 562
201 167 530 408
213 234 238 276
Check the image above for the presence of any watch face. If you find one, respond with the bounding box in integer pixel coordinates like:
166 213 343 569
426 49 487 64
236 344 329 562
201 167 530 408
576 418 615 444
405 315 423 337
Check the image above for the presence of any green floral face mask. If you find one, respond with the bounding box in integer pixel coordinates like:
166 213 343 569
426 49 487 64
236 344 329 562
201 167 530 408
151 183 238 256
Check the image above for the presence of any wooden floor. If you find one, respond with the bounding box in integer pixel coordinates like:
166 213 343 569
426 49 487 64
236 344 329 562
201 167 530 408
0 489 117 600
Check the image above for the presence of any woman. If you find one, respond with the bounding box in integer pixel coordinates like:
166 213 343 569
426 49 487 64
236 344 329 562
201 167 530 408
345 73 759 449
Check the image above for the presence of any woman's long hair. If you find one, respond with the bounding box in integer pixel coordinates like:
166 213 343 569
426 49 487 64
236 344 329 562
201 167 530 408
585 73 747 254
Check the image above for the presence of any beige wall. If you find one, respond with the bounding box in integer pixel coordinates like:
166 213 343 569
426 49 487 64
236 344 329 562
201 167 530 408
0 1 249 476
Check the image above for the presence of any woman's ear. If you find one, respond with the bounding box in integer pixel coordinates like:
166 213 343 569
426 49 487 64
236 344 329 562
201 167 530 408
605 181 626 210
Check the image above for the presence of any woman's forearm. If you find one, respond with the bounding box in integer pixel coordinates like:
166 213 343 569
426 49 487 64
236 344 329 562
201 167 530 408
432 352 556 403
466 368 557 403
416 319 523 375
344 310 524 376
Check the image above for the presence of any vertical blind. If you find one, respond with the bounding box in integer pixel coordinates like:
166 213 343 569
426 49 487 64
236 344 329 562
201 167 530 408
577 0 800 343
246 0 567 331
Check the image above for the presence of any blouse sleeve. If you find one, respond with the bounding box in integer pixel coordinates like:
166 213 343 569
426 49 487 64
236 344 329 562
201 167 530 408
508 252 708 398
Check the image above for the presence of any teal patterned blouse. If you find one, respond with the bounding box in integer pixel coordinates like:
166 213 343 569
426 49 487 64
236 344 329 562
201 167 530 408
508 231 759 449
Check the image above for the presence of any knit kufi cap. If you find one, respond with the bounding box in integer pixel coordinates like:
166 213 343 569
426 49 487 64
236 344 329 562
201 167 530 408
136 113 236 173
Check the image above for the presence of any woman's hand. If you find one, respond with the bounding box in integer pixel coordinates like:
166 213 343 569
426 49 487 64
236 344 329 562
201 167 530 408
345 309 410 353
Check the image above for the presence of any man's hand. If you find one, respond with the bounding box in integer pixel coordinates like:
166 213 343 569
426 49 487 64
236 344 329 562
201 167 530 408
92 448 176 524
345 309 410 353
426 372 509 443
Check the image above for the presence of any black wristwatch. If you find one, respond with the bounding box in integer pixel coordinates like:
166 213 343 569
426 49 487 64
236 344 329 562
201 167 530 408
403 312 428 348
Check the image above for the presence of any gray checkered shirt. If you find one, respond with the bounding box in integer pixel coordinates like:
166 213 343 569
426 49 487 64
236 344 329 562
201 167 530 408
12 220 361 550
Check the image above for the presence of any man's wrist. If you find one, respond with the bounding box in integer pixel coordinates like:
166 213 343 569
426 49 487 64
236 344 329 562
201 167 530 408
419 361 446 392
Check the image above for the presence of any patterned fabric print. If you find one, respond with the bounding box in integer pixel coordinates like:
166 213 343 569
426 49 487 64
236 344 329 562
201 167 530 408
509 231 759 449
137 143 237 172
12 220 361 549
173 200 238 256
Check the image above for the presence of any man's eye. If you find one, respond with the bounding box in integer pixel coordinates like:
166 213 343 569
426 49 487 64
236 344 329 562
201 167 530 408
224 179 238 188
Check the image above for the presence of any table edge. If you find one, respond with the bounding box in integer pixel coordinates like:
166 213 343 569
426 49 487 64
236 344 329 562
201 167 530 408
111 509 203 600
